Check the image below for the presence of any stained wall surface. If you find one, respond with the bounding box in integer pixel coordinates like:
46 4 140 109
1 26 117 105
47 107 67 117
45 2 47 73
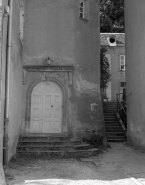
125 0 145 149
23 0 105 140
7 0 23 160
0 0 7 163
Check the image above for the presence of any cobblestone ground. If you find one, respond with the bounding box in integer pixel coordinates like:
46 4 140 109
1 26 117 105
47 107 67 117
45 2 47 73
6 142 145 185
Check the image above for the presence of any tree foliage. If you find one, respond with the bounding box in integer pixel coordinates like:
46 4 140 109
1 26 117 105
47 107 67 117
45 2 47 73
100 0 124 33
100 47 111 89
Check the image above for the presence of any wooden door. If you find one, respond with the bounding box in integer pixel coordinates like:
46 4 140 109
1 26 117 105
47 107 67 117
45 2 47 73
30 81 63 133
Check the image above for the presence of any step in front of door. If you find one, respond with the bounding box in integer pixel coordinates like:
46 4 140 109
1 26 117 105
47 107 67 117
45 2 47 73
16 136 101 159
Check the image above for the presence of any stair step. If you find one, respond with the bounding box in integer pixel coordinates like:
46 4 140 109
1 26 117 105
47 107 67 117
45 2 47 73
17 148 99 158
105 121 120 123
105 120 118 121
20 136 71 141
104 118 117 119
106 134 126 137
103 101 127 142
106 129 124 132
105 127 122 129
105 123 121 126
104 112 116 114
19 140 81 144
106 131 125 135
107 139 126 142
16 136 99 159
107 136 126 139
17 144 91 151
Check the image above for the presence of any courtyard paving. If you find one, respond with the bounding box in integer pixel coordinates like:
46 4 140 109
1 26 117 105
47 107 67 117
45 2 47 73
6 142 145 185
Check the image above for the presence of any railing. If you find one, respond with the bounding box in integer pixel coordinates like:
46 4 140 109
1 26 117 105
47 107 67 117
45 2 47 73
117 91 127 131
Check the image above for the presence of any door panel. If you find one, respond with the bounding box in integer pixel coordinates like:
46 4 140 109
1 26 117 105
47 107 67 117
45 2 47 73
52 121 61 132
30 83 43 132
30 81 63 133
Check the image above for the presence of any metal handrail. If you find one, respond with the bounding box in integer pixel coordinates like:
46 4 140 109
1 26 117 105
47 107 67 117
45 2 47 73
117 100 127 116
117 91 127 130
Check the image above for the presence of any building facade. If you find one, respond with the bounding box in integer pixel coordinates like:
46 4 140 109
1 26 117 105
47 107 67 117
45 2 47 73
0 0 105 162
125 0 145 149
100 33 125 101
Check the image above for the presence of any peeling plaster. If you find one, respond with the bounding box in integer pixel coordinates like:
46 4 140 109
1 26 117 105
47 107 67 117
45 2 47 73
130 120 141 132
90 103 98 111
75 74 100 96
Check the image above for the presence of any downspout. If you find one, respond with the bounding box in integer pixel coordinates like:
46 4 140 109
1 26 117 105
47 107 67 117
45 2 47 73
3 0 12 167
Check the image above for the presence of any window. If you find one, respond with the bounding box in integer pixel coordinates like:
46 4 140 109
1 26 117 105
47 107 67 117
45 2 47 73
105 54 111 70
20 0 24 43
120 82 126 88
107 36 117 46
79 0 89 20
120 55 125 71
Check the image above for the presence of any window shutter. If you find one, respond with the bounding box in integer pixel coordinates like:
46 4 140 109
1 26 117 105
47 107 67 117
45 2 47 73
79 0 89 20
120 55 125 71
84 0 89 20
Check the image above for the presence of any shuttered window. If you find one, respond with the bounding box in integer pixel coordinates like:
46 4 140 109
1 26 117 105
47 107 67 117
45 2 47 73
79 0 89 20
120 55 125 71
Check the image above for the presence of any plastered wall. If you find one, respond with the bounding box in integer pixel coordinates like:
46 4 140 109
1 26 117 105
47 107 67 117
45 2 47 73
23 0 105 140
7 0 23 160
125 0 145 149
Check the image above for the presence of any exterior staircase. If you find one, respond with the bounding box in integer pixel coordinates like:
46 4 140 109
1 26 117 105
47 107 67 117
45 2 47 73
104 102 126 142
16 135 99 159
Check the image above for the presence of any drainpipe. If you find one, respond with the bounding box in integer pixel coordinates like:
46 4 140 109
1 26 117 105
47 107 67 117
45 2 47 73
3 0 12 167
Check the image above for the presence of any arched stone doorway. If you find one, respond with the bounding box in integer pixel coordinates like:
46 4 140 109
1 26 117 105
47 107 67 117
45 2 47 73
26 79 67 134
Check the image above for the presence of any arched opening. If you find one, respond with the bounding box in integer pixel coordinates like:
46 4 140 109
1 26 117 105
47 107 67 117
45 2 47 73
26 79 67 134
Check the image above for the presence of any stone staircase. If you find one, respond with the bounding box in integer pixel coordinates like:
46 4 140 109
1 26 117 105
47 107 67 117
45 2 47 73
104 102 126 142
16 135 99 159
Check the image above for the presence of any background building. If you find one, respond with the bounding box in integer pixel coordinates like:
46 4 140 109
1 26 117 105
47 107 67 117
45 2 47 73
100 33 125 101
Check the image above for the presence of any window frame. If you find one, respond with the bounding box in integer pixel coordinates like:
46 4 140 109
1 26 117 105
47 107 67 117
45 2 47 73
120 55 125 71
79 0 89 20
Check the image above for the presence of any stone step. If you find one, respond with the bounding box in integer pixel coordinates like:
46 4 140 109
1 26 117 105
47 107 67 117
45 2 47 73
19 140 82 146
104 119 119 121
106 128 124 132
105 126 122 129
104 111 116 113
104 116 118 118
20 135 71 141
104 103 117 106
104 104 117 106
17 144 91 151
104 115 117 117
104 112 115 113
103 102 126 142
106 132 126 136
104 107 117 109
107 135 126 139
107 138 126 142
106 127 122 130
16 136 100 159
17 148 99 158
105 120 120 123
105 122 119 125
